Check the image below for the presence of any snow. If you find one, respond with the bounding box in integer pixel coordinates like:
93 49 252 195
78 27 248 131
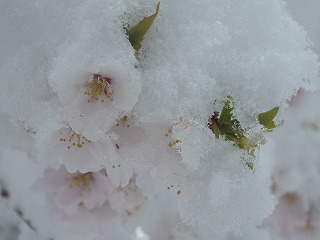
1 0 320 239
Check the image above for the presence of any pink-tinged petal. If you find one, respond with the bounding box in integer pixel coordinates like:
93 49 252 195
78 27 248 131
33 166 69 193
106 161 134 188
54 205 123 236
91 172 113 193
110 116 149 151
263 193 319 240
57 62 141 142
55 187 84 215
81 172 113 210
107 177 146 215
63 147 103 174
35 167 112 215
38 126 110 174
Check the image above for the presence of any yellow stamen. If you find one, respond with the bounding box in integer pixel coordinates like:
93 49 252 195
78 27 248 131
84 74 113 103
59 129 91 150
66 173 93 192
76 134 82 148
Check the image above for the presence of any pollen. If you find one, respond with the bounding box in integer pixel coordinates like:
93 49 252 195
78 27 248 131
168 139 181 148
66 172 93 192
59 129 91 150
112 164 121 168
84 74 113 103
165 128 181 152
166 184 182 195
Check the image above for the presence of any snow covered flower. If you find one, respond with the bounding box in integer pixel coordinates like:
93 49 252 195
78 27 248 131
264 92 320 240
47 5 142 141
37 126 115 173
104 115 148 188
133 120 189 196
50 61 141 141
107 176 147 217
1 0 320 239
171 118 211 171
263 193 320 240
34 166 112 215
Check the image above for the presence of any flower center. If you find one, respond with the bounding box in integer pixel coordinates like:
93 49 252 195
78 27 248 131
84 74 113 103
66 173 93 190
59 129 92 149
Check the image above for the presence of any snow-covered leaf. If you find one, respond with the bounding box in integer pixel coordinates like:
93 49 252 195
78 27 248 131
258 106 279 130
127 2 160 52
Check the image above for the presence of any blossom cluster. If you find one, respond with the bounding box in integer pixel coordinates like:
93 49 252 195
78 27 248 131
0 0 319 239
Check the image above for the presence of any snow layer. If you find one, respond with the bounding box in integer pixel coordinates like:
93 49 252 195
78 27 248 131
1 0 320 239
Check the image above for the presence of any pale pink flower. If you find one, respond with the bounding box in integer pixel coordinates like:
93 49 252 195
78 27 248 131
37 126 114 173
133 120 188 196
263 193 320 240
49 60 141 141
287 88 304 107
104 116 148 188
107 176 147 216
34 166 112 215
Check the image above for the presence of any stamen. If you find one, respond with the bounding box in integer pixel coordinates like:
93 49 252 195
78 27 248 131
76 134 82 148
166 184 182 195
168 139 181 148
165 127 182 153
59 129 91 150
66 172 93 191
84 74 113 103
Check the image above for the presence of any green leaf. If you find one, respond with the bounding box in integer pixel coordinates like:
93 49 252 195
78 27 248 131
127 2 160 52
211 120 220 139
218 100 233 124
264 121 276 130
258 106 279 130
208 97 267 171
